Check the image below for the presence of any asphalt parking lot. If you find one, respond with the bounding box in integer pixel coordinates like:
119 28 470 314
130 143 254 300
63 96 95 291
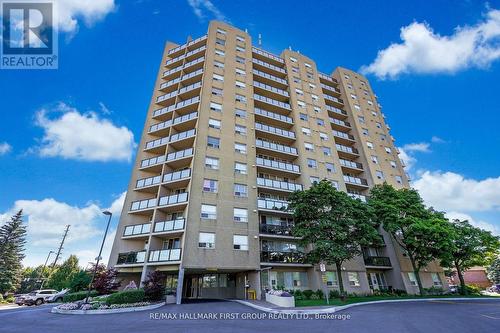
1 299 499 333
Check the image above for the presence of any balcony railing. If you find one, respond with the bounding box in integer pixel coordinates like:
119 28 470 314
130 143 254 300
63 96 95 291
130 198 157 211
256 139 298 156
156 90 177 103
260 250 305 264
343 175 369 186
332 130 355 141
158 192 188 206
252 69 287 85
323 94 344 105
123 223 151 237
160 77 181 90
254 94 291 110
149 111 198 133
364 256 391 267
136 175 161 189
255 122 295 139
169 128 196 143
318 72 336 83
140 155 166 168
177 81 202 95
254 107 293 125
326 105 348 116
339 159 363 170
330 118 351 128
252 47 284 64
153 218 185 233
153 105 175 118
181 56 205 71
185 45 206 58
167 35 206 56
180 68 203 82
256 157 300 173
175 96 200 109
148 249 182 262
257 178 303 192
253 81 289 97
145 136 169 150
321 83 341 94
117 250 146 265
187 34 207 47
257 198 290 212
336 144 359 155
163 168 191 183
260 224 294 236
252 58 286 74
166 147 194 161
348 193 367 202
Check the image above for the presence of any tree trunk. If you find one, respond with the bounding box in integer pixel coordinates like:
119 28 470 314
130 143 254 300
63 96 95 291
409 256 424 296
455 262 467 295
335 261 345 296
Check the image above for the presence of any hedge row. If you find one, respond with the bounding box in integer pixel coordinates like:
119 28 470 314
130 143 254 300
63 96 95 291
63 291 98 303
105 289 145 305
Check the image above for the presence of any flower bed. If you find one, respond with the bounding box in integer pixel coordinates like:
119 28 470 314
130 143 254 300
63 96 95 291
265 290 295 307
56 300 153 311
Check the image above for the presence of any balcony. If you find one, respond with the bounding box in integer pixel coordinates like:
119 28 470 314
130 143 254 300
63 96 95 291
260 251 306 264
179 68 203 85
254 107 293 127
153 218 185 234
148 249 182 263
253 81 289 98
318 72 338 84
348 193 367 202
177 81 202 98
259 224 294 237
326 105 348 119
144 136 169 152
257 177 303 192
123 223 151 238
330 117 351 131
255 122 295 142
116 250 146 265
256 138 298 157
158 192 188 208
364 256 391 268
174 96 200 113
156 90 177 105
181 56 205 73
252 58 286 75
135 175 161 190
165 147 194 168
152 96 200 120
252 69 287 86
321 83 341 95
163 168 191 185
166 35 206 57
343 175 369 188
140 155 166 171
257 198 290 213
159 77 181 91
186 34 207 48
168 128 196 146
185 45 206 60
162 65 183 79
339 159 364 172
252 47 284 64
332 130 355 144
256 157 300 175
323 94 344 106
149 111 198 135
130 198 156 212
254 94 291 112
336 144 359 158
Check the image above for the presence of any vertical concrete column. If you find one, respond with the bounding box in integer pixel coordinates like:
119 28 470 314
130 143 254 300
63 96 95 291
176 267 185 304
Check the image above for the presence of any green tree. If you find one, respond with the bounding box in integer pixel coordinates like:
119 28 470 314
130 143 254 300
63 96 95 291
69 270 92 292
369 184 453 295
488 256 500 284
46 255 80 290
0 210 27 294
17 266 48 294
439 220 500 294
289 180 380 296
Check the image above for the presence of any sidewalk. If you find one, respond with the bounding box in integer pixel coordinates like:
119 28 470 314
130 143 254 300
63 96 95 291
232 297 500 315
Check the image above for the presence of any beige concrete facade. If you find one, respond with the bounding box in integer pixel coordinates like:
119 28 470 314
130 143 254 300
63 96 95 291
108 21 447 303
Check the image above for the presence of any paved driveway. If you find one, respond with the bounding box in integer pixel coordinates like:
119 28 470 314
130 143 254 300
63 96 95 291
1 299 499 333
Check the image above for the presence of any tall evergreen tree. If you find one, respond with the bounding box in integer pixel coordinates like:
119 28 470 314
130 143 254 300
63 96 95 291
0 210 27 294
488 256 500 285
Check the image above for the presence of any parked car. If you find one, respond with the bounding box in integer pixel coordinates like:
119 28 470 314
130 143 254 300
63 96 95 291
18 289 59 306
14 294 28 306
46 289 69 303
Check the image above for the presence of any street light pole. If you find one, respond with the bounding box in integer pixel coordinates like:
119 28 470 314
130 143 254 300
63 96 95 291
39 250 55 289
84 211 113 303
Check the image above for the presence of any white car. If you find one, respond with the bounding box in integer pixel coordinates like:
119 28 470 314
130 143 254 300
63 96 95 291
18 289 59 306
47 289 69 303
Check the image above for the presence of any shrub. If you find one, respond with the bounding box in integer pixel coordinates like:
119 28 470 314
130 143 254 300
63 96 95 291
302 289 314 299
424 286 445 296
143 271 166 302
310 294 320 300
63 290 98 303
392 289 407 296
106 289 145 305
315 289 324 299
461 284 481 295
293 289 303 298
329 289 340 299
5 296 14 303
0 294 4 303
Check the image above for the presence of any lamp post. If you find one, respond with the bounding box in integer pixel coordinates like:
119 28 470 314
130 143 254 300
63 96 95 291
39 250 55 289
85 211 113 303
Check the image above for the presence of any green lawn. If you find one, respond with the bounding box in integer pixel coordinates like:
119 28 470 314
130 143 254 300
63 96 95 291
295 294 489 307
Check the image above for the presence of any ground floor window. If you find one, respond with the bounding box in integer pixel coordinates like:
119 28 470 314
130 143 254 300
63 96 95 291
326 272 339 287
165 274 178 295
261 270 308 290
431 273 442 286
408 272 418 286
348 272 360 286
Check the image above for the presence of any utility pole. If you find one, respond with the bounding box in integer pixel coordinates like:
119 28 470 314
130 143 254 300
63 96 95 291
51 225 70 270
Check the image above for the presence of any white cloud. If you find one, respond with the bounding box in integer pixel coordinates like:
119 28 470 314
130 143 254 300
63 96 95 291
446 211 500 236
403 142 431 153
187 0 228 22
57 0 116 34
33 102 136 162
397 147 416 170
413 171 500 212
98 102 112 115
361 8 500 78
0 142 12 155
106 192 126 216
431 136 445 143
74 229 116 267
397 141 431 170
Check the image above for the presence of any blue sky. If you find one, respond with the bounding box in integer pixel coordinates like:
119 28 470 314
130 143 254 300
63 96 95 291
1 0 500 267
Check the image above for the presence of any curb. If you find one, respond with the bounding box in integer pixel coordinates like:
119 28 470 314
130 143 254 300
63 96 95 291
233 297 500 315
51 302 165 315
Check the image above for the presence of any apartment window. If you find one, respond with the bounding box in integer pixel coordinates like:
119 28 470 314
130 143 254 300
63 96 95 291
233 208 248 222
367 100 374 106
348 272 360 287
212 87 223 97
215 49 225 57
376 122 382 128
235 68 246 76
322 147 332 156
234 183 248 197
292 66 299 73
299 113 308 121
326 272 339 287
236 81 246 89
210 102 222 112
408 272 418 286
234 162 247 174
380 134 387 141
201 204 217 219
216 38 225 46
295 88 304 96
208 118 221 129
305 62 312 68
233 235 248 250
235 124 247 135
235 142 247 154
205 156 219 170
390 161 397 168
304 142 314 152
314 106 321 113
310 176 320 184
362 128 369 136
358 116 365 124
311 94 319 102
376 170 385 180
307 158 317 168
344 74 350 79
236 35 245 42
301 127 311 136
347 84 353 89
325 162 335 173
317 118 325 126
297 100 306 108
289 56 297 62
207 136 220 149
236 46 245 53
216 28 226 34
213 73 224 82
309 83 316 89
203 179 218 193
385 147 392 154
395 175 403 184
214 61 224 69
236 94 247 103
235 109 247 118
330 180 339 189
431 273 442 286
366 141 374 149
371 155 378 164
199 232 215 248
306 73 313 79
293 77 301 84
319 132 329 141
351 94 357 100
371 111 377 117
236 56 245 64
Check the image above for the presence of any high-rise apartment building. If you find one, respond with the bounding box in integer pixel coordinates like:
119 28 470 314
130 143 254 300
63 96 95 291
108 21 446 304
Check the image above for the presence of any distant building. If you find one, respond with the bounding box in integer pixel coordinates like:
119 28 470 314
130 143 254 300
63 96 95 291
449 266 491 288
